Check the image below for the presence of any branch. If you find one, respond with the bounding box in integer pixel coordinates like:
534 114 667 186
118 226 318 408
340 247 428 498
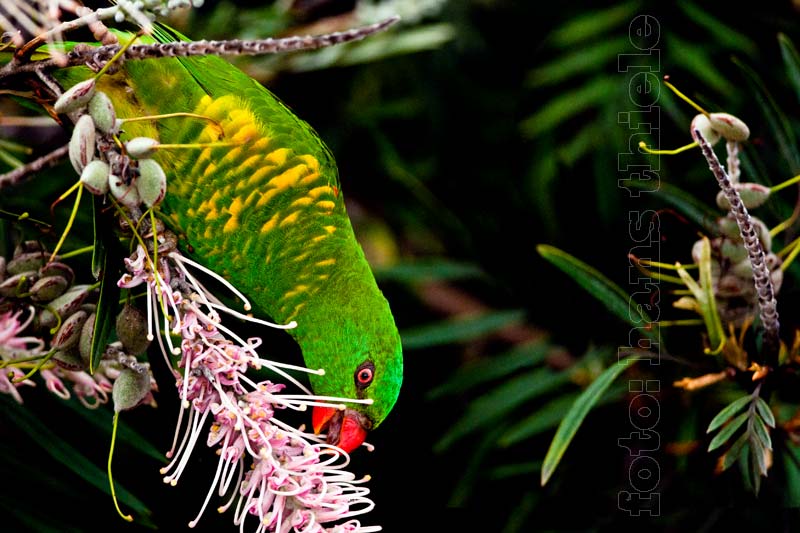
0 144 68 190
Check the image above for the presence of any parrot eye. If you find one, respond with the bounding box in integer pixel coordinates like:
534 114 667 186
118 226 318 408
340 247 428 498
355 361 375 389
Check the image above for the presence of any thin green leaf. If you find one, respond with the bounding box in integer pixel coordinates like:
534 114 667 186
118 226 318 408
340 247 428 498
447 429 500 507
499 383 627 447
536 245 655 339
520 77 618 138
618 179 719 234
782 442 800 507
751 414 773 451
754 397 776 428
488 461 542 480
526 37 628 88
427 342 550 399
90 257 120 373
374 259 486 284
549 2 639 47
401 309 526 350
722 433 748 471
668 33 730 95
778 33 800 106
707 394 752 433
0 397 153 521
708 411 748 452
540 356 638 486
733 56 800 173
677 1 757 56
91 194 105 279
750 432 768 478
435 366 571 452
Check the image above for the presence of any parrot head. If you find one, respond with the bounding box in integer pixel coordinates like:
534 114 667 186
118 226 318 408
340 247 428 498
298 281 403 454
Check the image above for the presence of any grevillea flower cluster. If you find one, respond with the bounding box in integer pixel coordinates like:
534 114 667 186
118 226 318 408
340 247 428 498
118 239 380 532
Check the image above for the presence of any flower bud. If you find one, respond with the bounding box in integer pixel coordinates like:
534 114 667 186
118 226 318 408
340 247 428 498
69 114 96 174
716 183 770 211
717 216 741 241
720 239 747 264
753 217 772 252
53 78 96 114
39 261 75 286
136 159 167 207
87 91 117 134
52 309 89 350
0 271 36 297
709 112 750 142
717 274 752 298
7 251 45 275
125 137 159 159
113 367 151 412
79 312 96 366
30 275 69 302
53 347 86 371
109 175 141 208
731 258 753 279
116 303 151 355
691 114 721 145
38 284 93 330
79 160 111 195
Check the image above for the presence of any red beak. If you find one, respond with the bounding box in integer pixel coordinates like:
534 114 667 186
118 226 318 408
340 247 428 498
312 406 369 453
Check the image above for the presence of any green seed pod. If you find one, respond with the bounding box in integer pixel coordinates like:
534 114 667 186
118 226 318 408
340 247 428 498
709 112 750 142
52 309 89 350
30 275 69 302
136 159 167 207
720 239 747 264
87 91 117 134
716 183 770 211
109 175 141 208
38 284 93 330
53 78 96 114
7 252 45 275
125 137 159 159
717 216 741 241
691 114 721 145
39 261 75 286
731 258 753 279
115 304 151 355
79 159 111 195
69 114 96 174
79 312 96 366
753 217 772 252
0 271 37 297
717 274 752 298
53 347 87 371
113 367 151 412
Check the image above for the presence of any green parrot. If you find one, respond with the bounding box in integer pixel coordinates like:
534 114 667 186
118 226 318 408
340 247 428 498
51 28 404 453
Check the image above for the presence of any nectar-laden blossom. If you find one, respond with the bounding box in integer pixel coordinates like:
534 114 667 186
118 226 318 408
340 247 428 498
119 242 381 532
0 307 40 403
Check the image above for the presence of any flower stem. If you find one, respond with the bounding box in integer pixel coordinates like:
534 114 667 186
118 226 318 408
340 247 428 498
693 128 780 363
108 411 134 522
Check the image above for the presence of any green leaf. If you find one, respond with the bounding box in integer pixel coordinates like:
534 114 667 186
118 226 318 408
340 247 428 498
91 194 105 279
708 411 748 452
778 33 800 107
707 394 751 433
667 32 731 95
526 37 628 88
782 442 800 507
488 461 542 480
618 179 720 234
733 55 800 173
754 397 776 428
722 433 748 471
549 2 639 47
540 356 638 486
435 366 572 452
90 253 120 373
751 414 773 451
401 309 526 350
520 77 619 138
499 383 627 447
427 342 550 399
677 1 757 56
750 432 768 478
536 244 655 338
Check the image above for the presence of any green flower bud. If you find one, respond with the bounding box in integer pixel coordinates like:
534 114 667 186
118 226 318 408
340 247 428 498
716 183 770 211
113 367 151 412
0 271 36 297
30 275 69 302
53 79 96 114
115 304 151 355
109 175 141 208
53 347 86 371
39 261 75 286
69 114 96 174
38 284 93 330
52 309 89 350
7 251 45 275
79 160 111 195
79 312 96 366
691 114 720 145
720 239 747 264
125 137 159 159
87 91 117 134
136 159 167 207
709 112 750 142
717 216 741 241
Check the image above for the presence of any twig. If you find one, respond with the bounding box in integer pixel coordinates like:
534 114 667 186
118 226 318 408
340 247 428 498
693 128 781 362
0 144 68 190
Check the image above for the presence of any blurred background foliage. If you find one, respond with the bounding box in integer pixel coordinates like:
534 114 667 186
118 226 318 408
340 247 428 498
7 0 800 532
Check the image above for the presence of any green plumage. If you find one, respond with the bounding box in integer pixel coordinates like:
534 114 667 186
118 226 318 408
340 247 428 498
57 31 402 430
